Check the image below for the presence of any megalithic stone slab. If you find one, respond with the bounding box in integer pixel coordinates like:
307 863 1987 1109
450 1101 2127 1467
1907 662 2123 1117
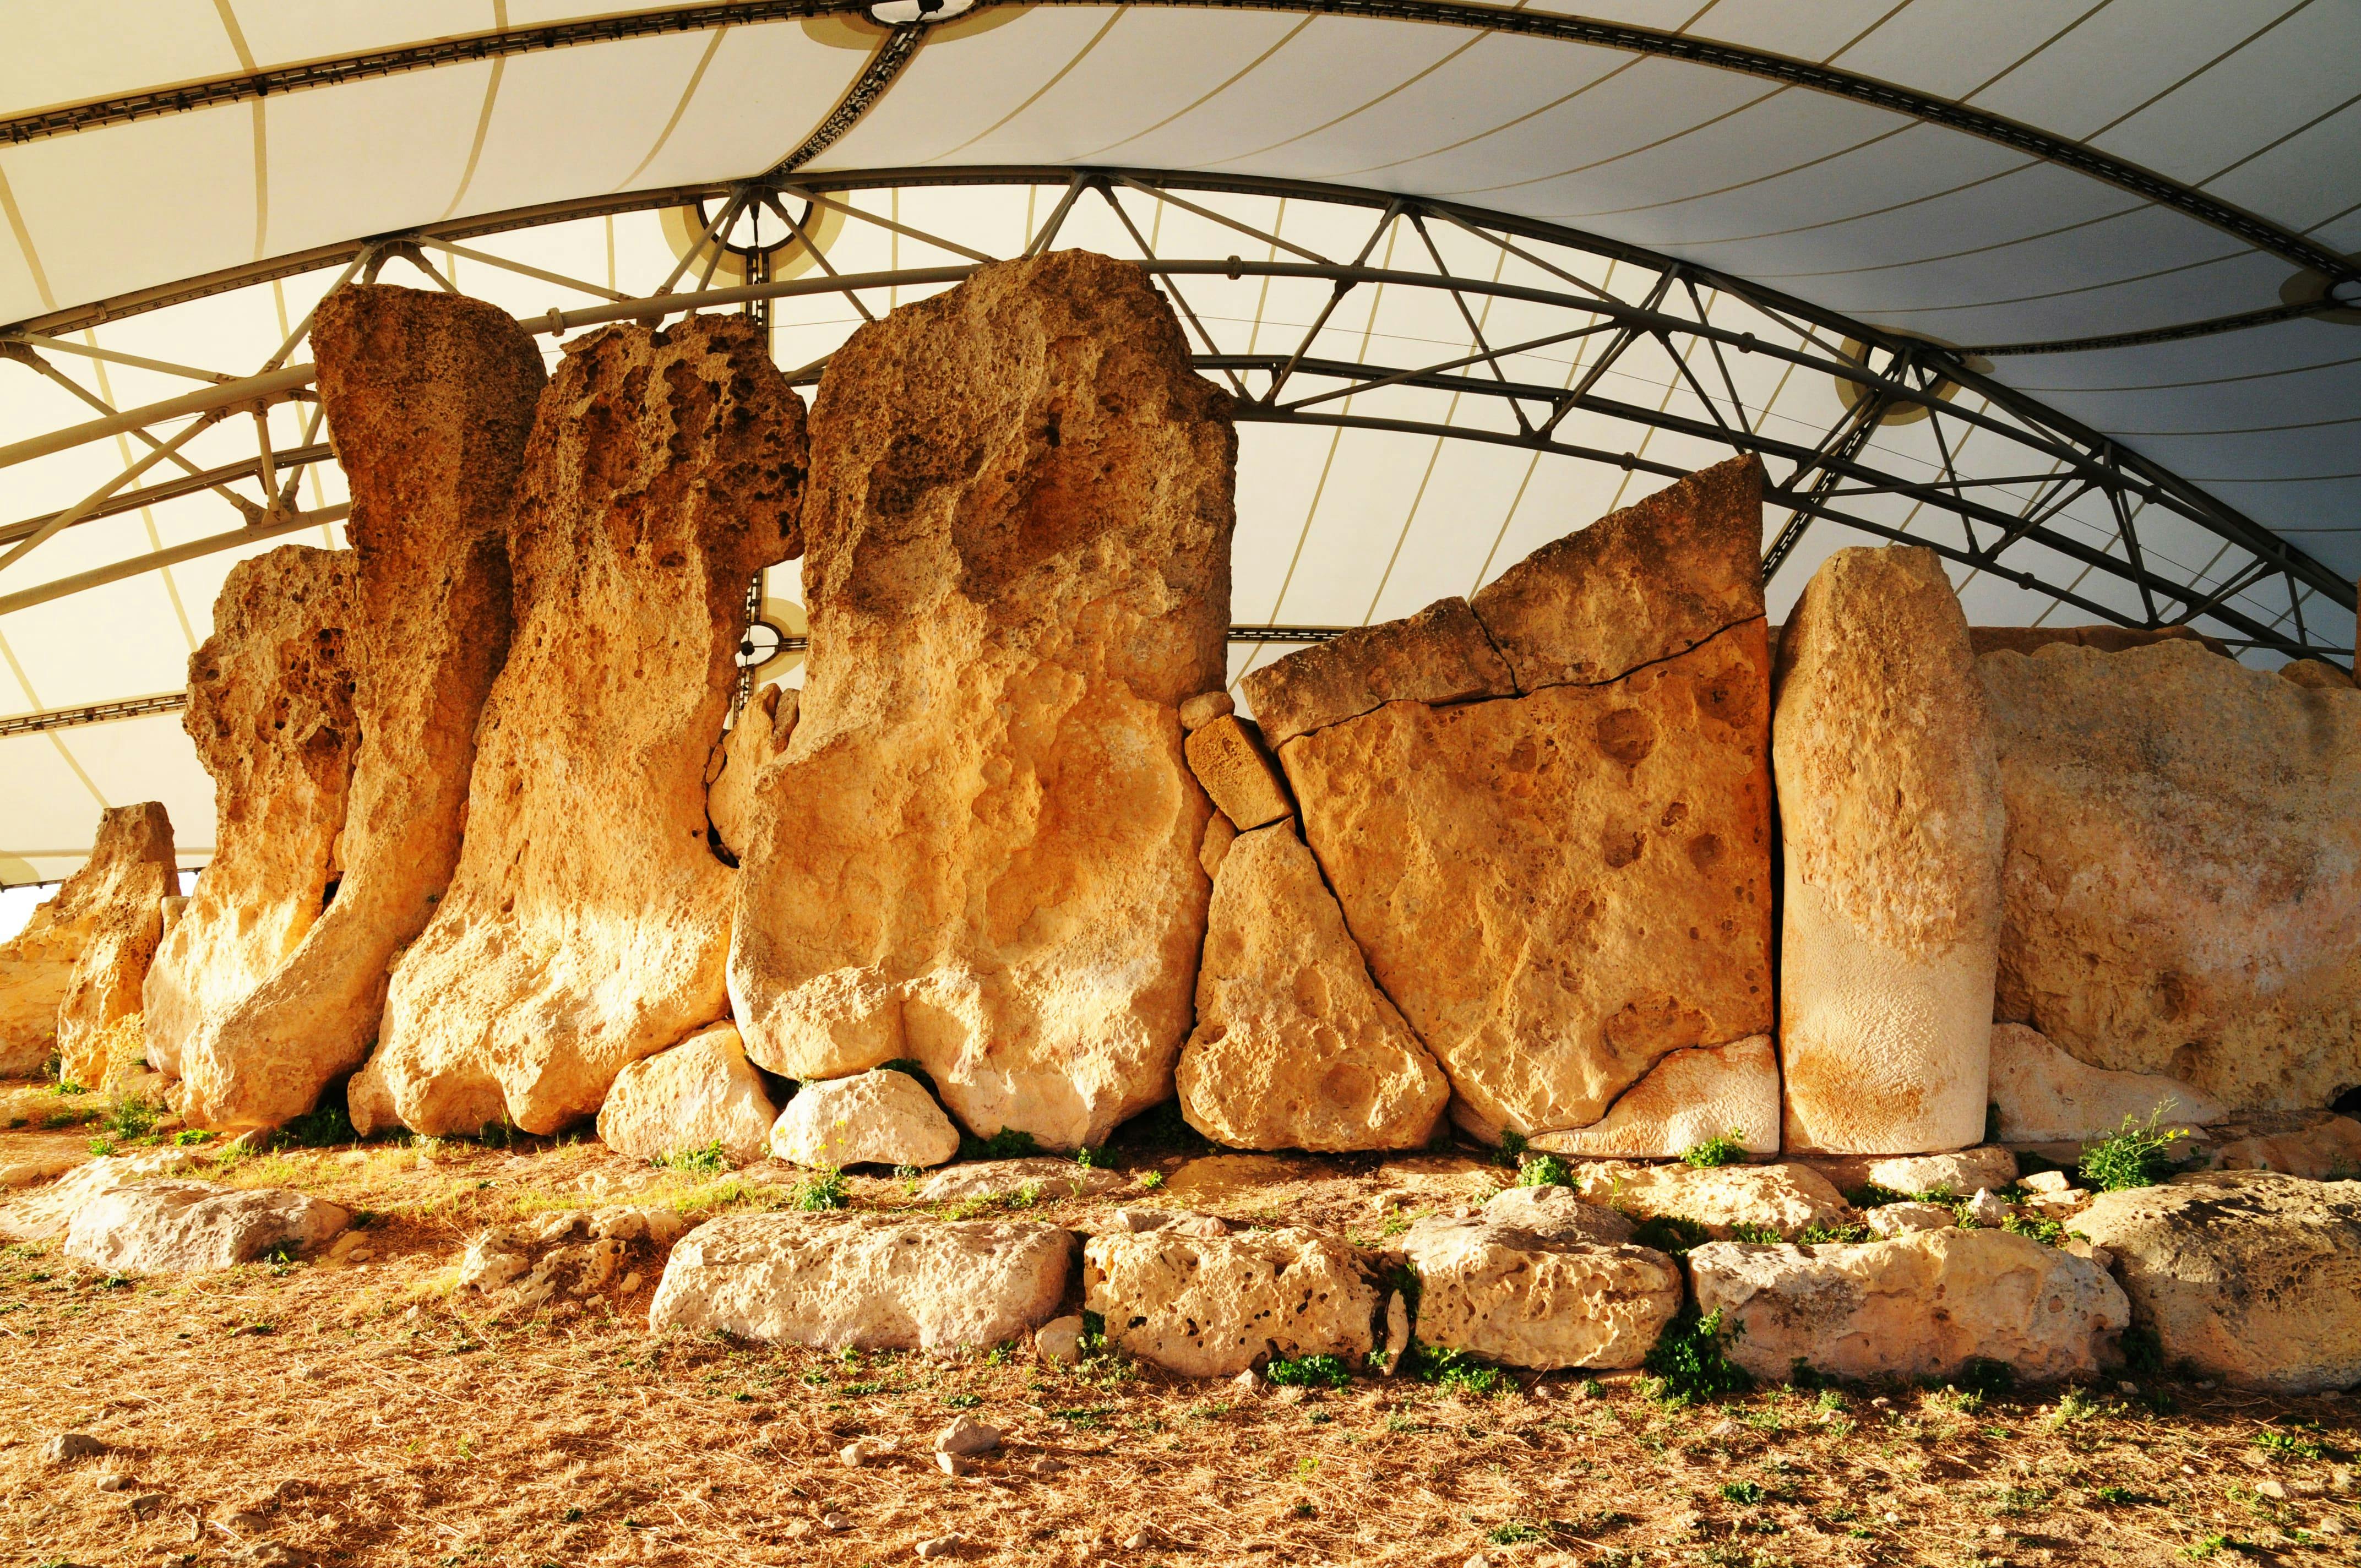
1467 454 1765 691
1177 823 1449 1151
728 251 1236 1151
1528 1034 1780 1159
1981 639 2361 1114
1775 546 2005 1155
1282 618 1774 1141
1239 597 1514 748
143 546 359 1082
359 314 807 1136
50 803 178 1088
179 285 545 1130
2 809 171 1078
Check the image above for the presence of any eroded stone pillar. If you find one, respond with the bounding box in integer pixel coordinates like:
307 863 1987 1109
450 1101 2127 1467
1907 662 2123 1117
728 251 1234 1151
1774 546 2006 1154
143 546 358 1081
39 804 178 1087
357 314 807 1135
179 285 544 1130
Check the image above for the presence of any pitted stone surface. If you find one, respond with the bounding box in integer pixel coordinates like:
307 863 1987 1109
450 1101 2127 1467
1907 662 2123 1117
2073 1173 2361 1393
1284 619 1774 1141
708 683 799 863
1084 1226 1378 1378
182 285 545 1131
1982 639 2361 1114
728 252 1234 1151
1466 455 1764 692
143 548 357 1084
1183 716 1292 831
649 1212 1073 1351
1480 1183 1635 1245
1529 1035 1778 1159
1570 1161 1852 1242
1691 1228 2128 1384
1775 546 2004 1155
1177 824 1448 1151
1239 597 1513 748
361 313 806 1136
1399 1216 1681 1369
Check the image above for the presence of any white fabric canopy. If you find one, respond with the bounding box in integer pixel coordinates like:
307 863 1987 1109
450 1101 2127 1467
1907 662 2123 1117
2 1 2354 883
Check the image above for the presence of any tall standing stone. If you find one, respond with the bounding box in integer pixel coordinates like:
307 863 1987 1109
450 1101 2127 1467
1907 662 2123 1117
1176 823 1448 1151
355 315 807 1135
727 252 1234 1150
3 810 174 1078
1982 639 2361 1113
143 546 358 1081
179 285 545 1130
1263 457 1772 1144
1775 547 2005 1153
45 804 177 1087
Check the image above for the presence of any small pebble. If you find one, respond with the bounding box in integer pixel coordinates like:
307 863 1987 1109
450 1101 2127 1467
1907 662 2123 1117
1231 1370 1260 1397
936 1415 1003 1456
822 1511 852 1532
937 1452 972 1477
128 1493 166 1517
1707 1418 1742 1439
1123 1528 1155 1550
2256 1480 2288 1500
42 1432 106 1464
1032 1457 1070 1477
617 1271 641 1294
915 1533 960 1559
840 1436 897 1467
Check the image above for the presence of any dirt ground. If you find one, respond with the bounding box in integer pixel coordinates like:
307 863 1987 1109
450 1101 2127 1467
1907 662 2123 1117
2 1080 2357 1568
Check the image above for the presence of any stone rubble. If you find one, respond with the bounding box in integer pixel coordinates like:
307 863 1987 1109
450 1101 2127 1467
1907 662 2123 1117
595 1021 779 1167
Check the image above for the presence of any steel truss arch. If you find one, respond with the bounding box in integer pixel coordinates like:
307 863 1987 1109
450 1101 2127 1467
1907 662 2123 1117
1 167 2351 676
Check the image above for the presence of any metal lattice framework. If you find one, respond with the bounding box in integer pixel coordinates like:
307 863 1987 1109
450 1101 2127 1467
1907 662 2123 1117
2 166 2352 705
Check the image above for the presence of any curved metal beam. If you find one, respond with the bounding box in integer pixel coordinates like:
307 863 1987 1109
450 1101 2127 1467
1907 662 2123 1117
3 0 2350 297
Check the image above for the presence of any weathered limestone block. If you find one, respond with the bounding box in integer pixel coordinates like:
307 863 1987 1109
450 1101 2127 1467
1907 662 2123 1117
1691 1229 2128 1384
1083 1227 1378 1377
1803 1145 2018 1201
2214 1115 2361 1180
648 1212 1074 1350
1982 639 2361 1113
596 1022 778 1166
1467 455 1764 692
1399 1215 1682 1369
1776 547 2005 1155
48 803 176 1090
181 286 545 1130
1240 598 1513 747
728 252 1235 1151
1177 824 1448 1152
3 805 175 1079
1481 1182 1635 1244
770 1069 962 1169
1285 620 1774 1140
1987 1022 2222 1144
0 1148 204 1243
2281 657 2356 691
360 313 806 1136
1866 1202 1956 1238
1529 1035 1778 1158
915 1158 1128 1203
1178 691 1233 731
708 683 799 862
63 1180 350 1274
143 547 358 1082
2076 1172 2361 1393
1570 1161 1851 1241
1183 716 1292 830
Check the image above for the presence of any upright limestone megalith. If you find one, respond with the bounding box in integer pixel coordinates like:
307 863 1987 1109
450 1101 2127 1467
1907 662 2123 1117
357 314 807 1135
1982 638 2361 1114
728 250 1236 1151
179 285 545 1130
1774 546 2005 1154
143 546 359 1081
1255 456 1775 1146
24 803 177 1086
